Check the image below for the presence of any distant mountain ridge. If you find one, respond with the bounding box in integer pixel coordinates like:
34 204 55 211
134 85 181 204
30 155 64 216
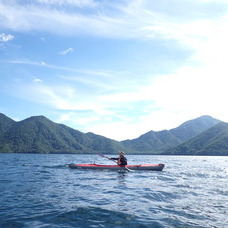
165 122 228 156
0 113 225 155
0 114 122 154
122 115 220 153
170 115 220 141
0 113 15 133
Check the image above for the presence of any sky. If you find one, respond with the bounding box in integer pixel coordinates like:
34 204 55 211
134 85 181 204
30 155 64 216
1 0 228 141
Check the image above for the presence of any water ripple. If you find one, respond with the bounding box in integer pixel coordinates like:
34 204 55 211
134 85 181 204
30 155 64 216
0 154 227 228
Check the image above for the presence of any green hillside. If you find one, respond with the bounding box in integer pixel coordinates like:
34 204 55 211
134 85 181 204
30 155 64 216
0 113 225 155
165 122 228 156
122 115 220 153
0 113 15 133
0 115 123 154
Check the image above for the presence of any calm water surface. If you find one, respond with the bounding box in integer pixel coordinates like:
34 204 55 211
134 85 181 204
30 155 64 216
0 154 227 228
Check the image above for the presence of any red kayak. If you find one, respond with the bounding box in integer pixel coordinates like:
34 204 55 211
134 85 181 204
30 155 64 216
68 163 165 171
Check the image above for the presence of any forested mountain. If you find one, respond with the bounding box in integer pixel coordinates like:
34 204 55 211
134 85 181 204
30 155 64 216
121 115 220 153
0 113 15 133
0 113 225 155
0 114 122 154
164 122 228 156
170 115 220 141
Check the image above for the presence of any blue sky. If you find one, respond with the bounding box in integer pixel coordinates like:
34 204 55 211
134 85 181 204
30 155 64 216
1 0 228 140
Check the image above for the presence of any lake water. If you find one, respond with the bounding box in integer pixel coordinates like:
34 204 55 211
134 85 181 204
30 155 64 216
0 154 227 228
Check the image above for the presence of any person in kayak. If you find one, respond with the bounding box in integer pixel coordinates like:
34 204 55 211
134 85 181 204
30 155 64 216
110 151 127 165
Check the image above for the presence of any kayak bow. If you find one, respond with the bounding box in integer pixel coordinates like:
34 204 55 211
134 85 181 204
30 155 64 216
68 163 165 171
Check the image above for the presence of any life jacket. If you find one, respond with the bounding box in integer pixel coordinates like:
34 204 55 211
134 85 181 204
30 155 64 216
118 156 127 165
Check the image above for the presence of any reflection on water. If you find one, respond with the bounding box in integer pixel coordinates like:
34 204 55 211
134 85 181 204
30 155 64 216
117 171 127 187
115 172 130 212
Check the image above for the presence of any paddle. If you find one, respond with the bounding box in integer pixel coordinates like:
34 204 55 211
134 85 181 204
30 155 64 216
99 153 132 172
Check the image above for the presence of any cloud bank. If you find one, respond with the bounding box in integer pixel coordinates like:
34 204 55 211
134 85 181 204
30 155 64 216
1 0 228 140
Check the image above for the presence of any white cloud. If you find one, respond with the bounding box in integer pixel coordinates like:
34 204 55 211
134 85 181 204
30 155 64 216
40 37 46 42
59 47 74 55
21 83 77 110
34 78 42 83
0 33 14 42
1 0 227 41
35 0 98 8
